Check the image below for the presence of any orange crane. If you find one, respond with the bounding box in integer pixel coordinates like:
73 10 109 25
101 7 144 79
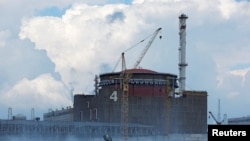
120 27 162 141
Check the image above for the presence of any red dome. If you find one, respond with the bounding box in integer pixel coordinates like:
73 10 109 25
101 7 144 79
123 68 157 73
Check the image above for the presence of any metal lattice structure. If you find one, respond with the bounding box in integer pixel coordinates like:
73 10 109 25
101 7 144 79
120 27 162 141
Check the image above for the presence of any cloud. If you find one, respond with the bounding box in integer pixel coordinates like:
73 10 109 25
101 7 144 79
0 73 72 119
2 73 71 107
19 3 147 94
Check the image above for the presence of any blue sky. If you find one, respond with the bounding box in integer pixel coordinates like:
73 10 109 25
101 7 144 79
0 0 250 124
34 0 133 17
35 6 70 17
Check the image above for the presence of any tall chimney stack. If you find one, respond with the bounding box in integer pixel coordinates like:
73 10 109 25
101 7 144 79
178 14 188 95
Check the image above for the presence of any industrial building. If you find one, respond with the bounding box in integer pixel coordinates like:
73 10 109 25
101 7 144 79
73 68 207 135
44 106 74 121
0 14 208 141
228 116 250 124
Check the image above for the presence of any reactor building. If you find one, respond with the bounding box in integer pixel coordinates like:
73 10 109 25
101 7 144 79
73 68 207 135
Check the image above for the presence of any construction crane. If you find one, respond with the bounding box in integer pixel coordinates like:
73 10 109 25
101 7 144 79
132 27 162 68
209 99 224 125
120 27 162 141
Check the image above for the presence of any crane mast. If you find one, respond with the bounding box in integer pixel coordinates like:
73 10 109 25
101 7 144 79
121 52 129 141
120 27 162 141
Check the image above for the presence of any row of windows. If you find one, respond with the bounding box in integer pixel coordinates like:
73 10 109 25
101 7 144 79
0 122 154 135
99 79 177 87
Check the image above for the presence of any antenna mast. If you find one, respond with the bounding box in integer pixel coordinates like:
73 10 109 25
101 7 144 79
218 99 221 122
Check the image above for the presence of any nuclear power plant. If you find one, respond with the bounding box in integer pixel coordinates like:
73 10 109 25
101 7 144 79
0 14 208 141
